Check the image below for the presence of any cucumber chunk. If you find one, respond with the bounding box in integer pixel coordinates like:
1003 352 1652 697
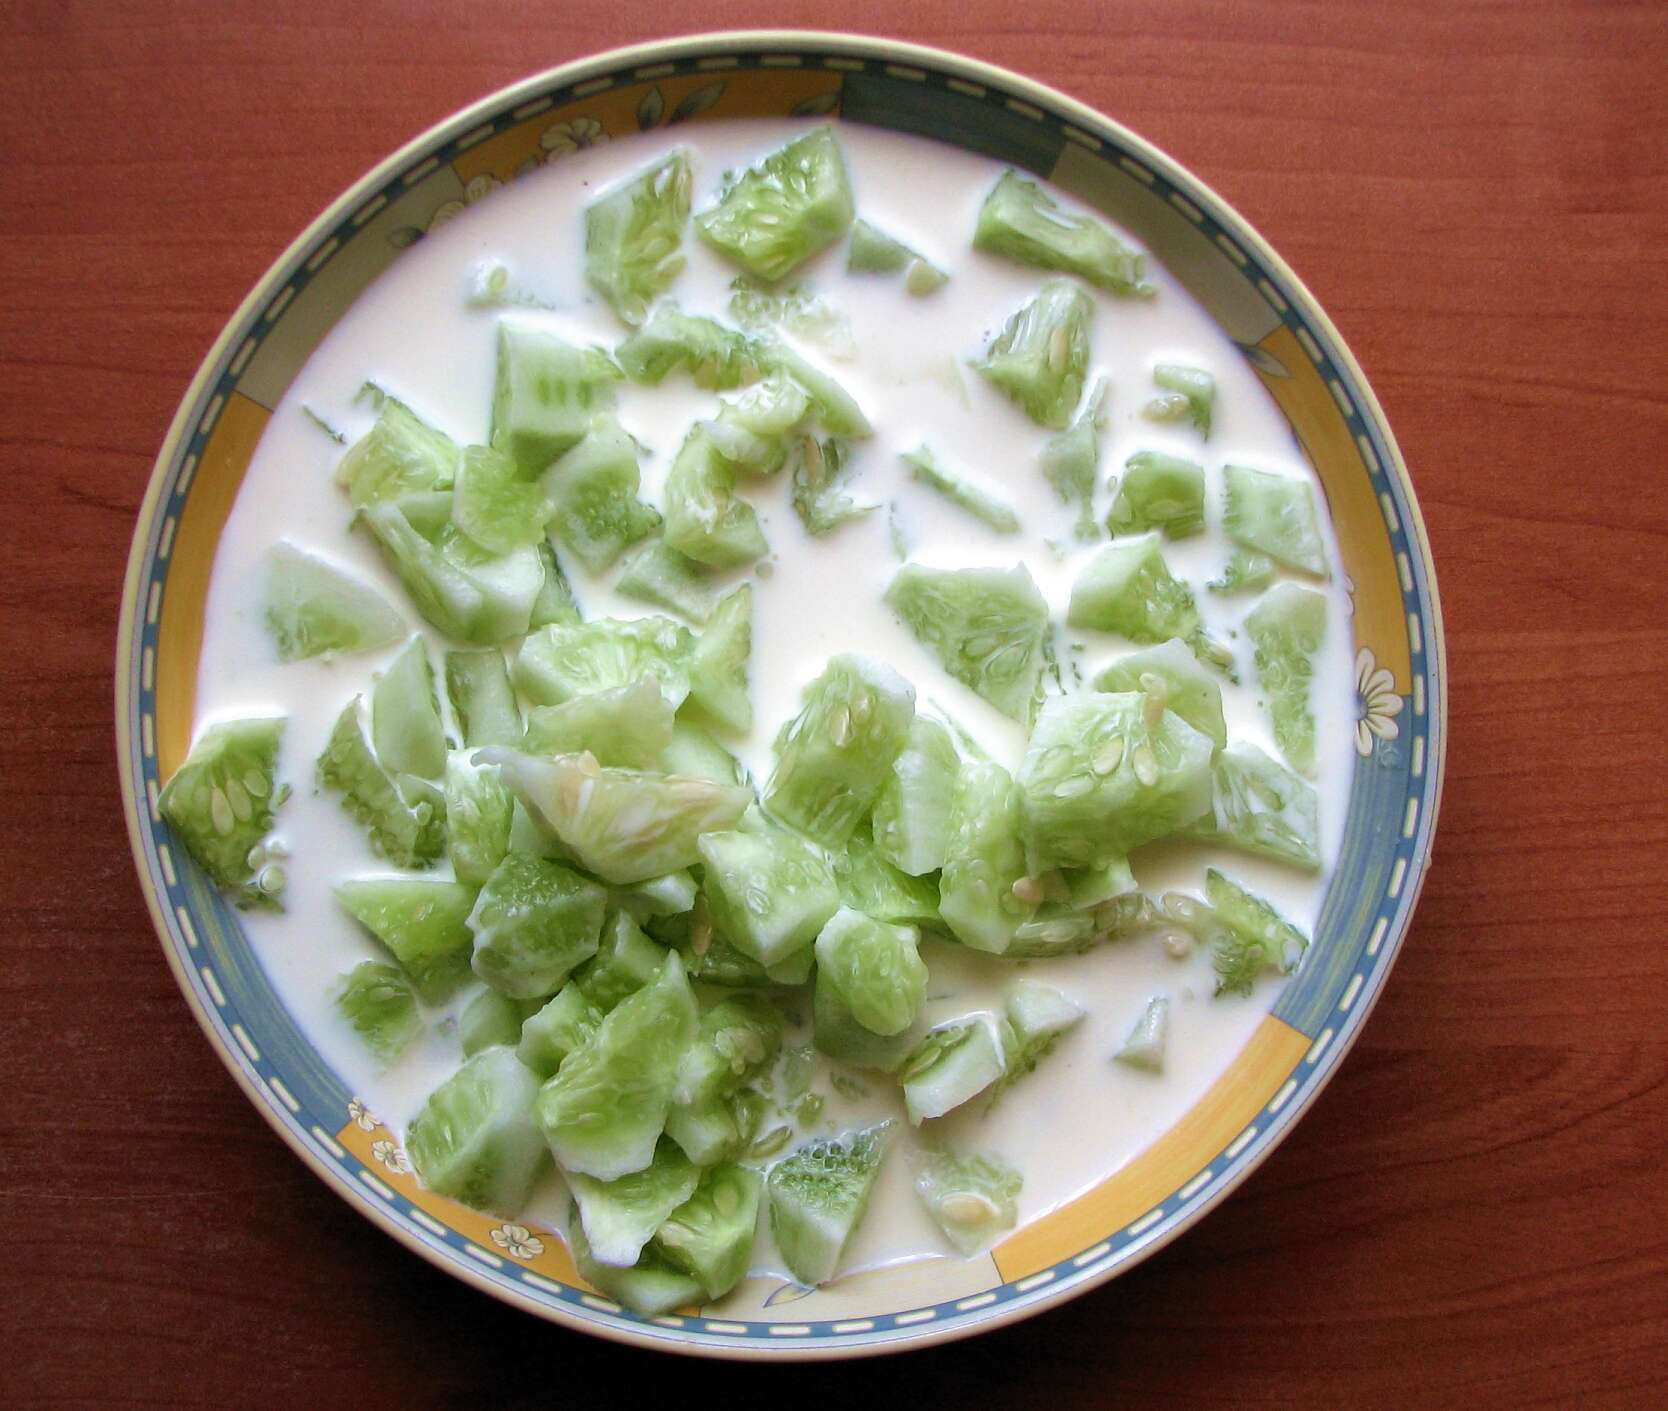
514 616 694 709
540 423 662 574
615 303 764 389
846 218 946 293
517 983 603 1076
1017 692 1214 869
1181 741 1321 872
766 1122 892 1286
1067 533 1200 644
461 987 535 1057
617 540 722 624
973 169 1151 296
658 718 747 787
1143 363 1216 437
899 1016 1008 1124
530 541 582 628
1115 996 1170 1072
973 278 1093 430
444 649 522 748
707 370 813 475
408 1047 548 1217
1206 868 1311 996
729 276 856 358
488 749 752 884
567 1137 700 1267
452 443 551 554
568 1207 703 1315
585 149 692 327
1039 377 1109 540
1208 548 1277 597
685 584 753 734
535 950 699 1180
832 830 942 929
335 394 461 507
265 542 404 662
902 446 1021 534
811 977 919 1072
467 854 606 1001
1222 465 1328 577
665 1088 766 1166
871 715 960 877
656 1163 764 1300
335 878 478 1004
332 961 422 1064
1245 582 1328 775
491 322 621 472
695 126 855 282
788 434 874 536
764 654 916 848
443 751 513 884
915 1149 1022 1256
674 994 784 1111
158 717 286 908
938 759 1034 955
576 911 667 1012
1109 451 1206 539
814 906 927 1037
985 980 1085 1106
613 869 699 922
698 823 841 968
1091 637 1227 748
371 636 446 781
763 338 872 438
522 675 676 768
886 564 1049 724
317 700 446 868
662 428 769 569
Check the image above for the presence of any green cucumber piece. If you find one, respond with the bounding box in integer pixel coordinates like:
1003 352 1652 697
833 830 942 928
655 1163 763 1300
1222 465 1328 577
1245 582 1328 775
1067 533 1201 644
444 649 521 748
938 757 1035 955
467 854 607 1000
530 541 582 627
899 1016 1007 1124
698 823 841 968
612 869 699 922
1208 548 1277 597
615 303 764 389
567 1137 700 1267
576 911 667 1013
452 443 551 554
870 716 960 877
1109 451 1206 539
371 636 446 780
686 584 753 734
491 322 621 472
157 717 286 908
335 877 478 1004
707 369 813 475
617 540 722 624
973 169 1151 296
788 434 874 536
460 987 535 1057
914 1150 1022 1256
695 126 854 282
973 278 1093 429
1115 996 1170 1072
1039 376 1109 540
517 983 603 1076
443 751 513 884
1206 868 1311 996
318 700 445 868
662 428 769 569
985 980 1085 1106
763 339 871 439
514 617 694 709
1091 637 1227 748
408 1046 548 1216
658 718 747 786
569 1207 702 1315
846 218 946 293
332 961 421 1064
540 422 662 574
335 395 460 507
585 149 692 327
1181 741 1321 872
264 542 404 662
811 977 918 1072
902 446 1021 534
664 1088 766 1167
766 1122 892 1286
814 907 927 1038
1144 363 1216 436
522 675 676 769
674 994 785 1108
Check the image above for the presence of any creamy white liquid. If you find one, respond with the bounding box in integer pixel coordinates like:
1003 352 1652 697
195 120 1356 1289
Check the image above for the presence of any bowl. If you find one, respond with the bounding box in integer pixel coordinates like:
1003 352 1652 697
116 30 1445 1359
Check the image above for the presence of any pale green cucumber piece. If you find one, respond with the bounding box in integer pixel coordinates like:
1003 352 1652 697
728 276 856 358
902 446 1021 533
535 950 699 1180
665 1088 766 1166
763 338 872 438
938 759 1034 954
491 322 621 472
371 636 446 780
530 541 582 628
467 854 607 1000
318 700 445 868
1115 996 1170 1072
1181 741 1321 872
443 751 513 885
886 564 1049 724
686 583 753 734
522 675 676 769
812 978 918 1072
1091 637 1227 748
615 303 764 389
567 1137 700 1267
674 993 785 1107
662 428 769 569
847 218 946 292
569 1207 702 1315
663 903 773 990
452 443 551 554
617 540 721 624
707 370 812 476
444 649 521 748
656 1163 763 1300
973 278 1093 429
1039 376 1109 540
514 616 693 709
539 422 661 573
973 169 1151 296
833 830 942 929
264 542 403 662
335 395 460 507
1067 533 1200 644
914 1150 1022 1256
585 148 692 327
407 1046 548 1216
763 654 916 848
1144 363 1215 436
766 1122 892 1286
1017 692 1214 869
460 987 535 1057
985 980 1085 1106
517 983 603 1076
696 126 854 281
1208 548 1277 597
698 824 841 968
576 911 667 1012
871 716 960 877
788 434 874 536
1222 465 1328 577
1109 451 1206 539
158 717 285 908
899 1016 1007 1124
1206 868 1311 996
335 877 477 1004
488 749 752 884
1245 582 1328 775
658 718 747 786
612 868 699 922
332 961 421 1064
814 907 927 1037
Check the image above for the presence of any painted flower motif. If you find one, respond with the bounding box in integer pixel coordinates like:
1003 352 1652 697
371 1139 412 1174
1354 647 1404 756
425 172 504 234
489 1223 545 1260
540 117 609 159
348 1098 379 1131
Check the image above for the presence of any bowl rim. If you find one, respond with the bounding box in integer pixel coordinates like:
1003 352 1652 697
116 27 1447 1360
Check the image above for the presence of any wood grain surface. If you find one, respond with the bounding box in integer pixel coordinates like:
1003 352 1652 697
3 2 1665 1405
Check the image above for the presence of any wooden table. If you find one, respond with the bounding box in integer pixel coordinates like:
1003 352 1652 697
3 2 1664 1404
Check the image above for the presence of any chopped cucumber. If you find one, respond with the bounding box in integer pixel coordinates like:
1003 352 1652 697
613 869 699 922
1067 533 1201 644
814 906 927 1037
444 648 521 748
973 169 1151 296
530 541 582 628
1206 868 1310 996
1091 637 1227 748
764 654 916 848
535 950 698 1180
1144 364 1215 436
788 434 874 536
938 759 1034 955
1109 451 1206 539
766 1122 892 1286
615 303 764 389
332 961 421 1064
567 1137 700 1267
846 218 946 293
1208 548 1277 597
1182 741 1321 872
656 1163 763 1300
452 443 551 554
540 422 662 574
1115 996 1170 1072
763 338 872 439
317 700 446 868
617 540 722 624
1245 582 1328 775
521 675 676 768
886 564 1049 723
707 370 812 475
335 395 460 507
686 584 753 734
1039 377 1109 540
585 149 692 327
871 715 960 877
443 751 513 884
576 911 667 1013
902 446 1021 533
461 987 536 1057
157 717 286 908
973 278 1093 429
728 276 855 357
915 1150 1022 1256
488 749 752 884
569 1207 703 1315
665 1088 766 1166
335 878 478 1004
658 718 747 786
833 830 942 929
698 823 841 968
407 1046 548 1216
662 428 769 569
812 977 919 1072
992 980 1086 1108
695 126 855 282
265 542 404 661
514 616 693 709
674 994 784 1108
371 636 446 781
899 1015 1007 1124
1222 465 1328 577
467 854 606 1000
491 322 621 472
517 983 603 1076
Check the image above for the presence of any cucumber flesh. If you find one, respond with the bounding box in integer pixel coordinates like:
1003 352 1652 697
157 717 286 909
584 149 692 327
974 169 1151 296
461 987 533 1057
1109 451 1206 539
566 1137 699 1267
335 877 479 1004
514 616 693 709
766 1122 892 1286
443 751 513 885
407 1046 548 1216
568 1206 703 1315
1181 741 1321 872
695 126 855 282
612 869 699 923
444 648 522 748
938 759 1034 955
517 983 603 1076
617 540 722 624
902 445 1021 533
813 906 927 1037
318 700 445 868
265 542 404 662
788 434 875 536
335 394 461 507
899 1016 1008 1124
664 1088 766 1167
686 584 753 734
846 218 946 293
491 322 621 472
673 993 784 1108
871 715 960 877
972 278 1093 430
1067 533 1200 644
658 718 747 787
452 443 552 554
1206 868 1311 996
615 303 765 389
763 338 872 439
697 823 841 968
655 1163 763 1300
371 636 447 781
1145 364 1215 437
1222 465 1328 577
985 980 1085 1106
1039 377 1109 540
1245 582 1328 775
914 1149 1022 1256
1090 637 1227 748
1115 996 1170 1072
812 977 919 1073
832 830 942 929
662 428 769 569
530 541 582 628
540 423 661 574
1208 548 1277 597
576 911 667 1013
467 854 608 1000
332 961 422 1064
522 675 676 769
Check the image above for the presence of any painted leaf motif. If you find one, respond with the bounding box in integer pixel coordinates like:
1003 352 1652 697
668 82 726 125
790 91 840 118
637 85 665 130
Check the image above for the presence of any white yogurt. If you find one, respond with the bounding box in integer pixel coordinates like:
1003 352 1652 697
193 120 1357 1282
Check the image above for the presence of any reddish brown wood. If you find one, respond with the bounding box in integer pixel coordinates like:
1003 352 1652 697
2 2 1665 1404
